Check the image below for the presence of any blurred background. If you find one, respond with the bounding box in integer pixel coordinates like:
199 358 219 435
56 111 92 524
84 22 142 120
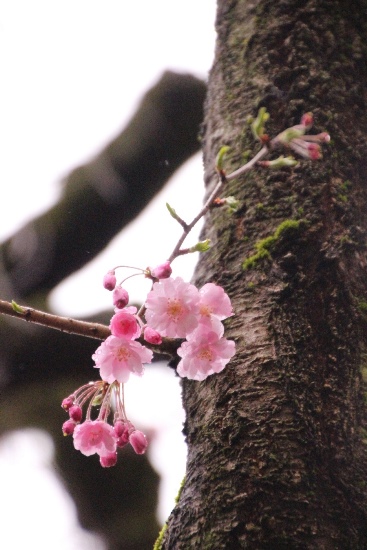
0 1 216 548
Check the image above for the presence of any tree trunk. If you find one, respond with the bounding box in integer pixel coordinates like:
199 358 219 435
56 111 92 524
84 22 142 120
161 1 367 548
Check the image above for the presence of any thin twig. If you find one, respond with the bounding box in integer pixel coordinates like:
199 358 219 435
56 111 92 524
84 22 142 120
0 299 110 340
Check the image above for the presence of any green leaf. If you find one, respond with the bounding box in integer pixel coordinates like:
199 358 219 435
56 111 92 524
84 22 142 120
11 300 26 314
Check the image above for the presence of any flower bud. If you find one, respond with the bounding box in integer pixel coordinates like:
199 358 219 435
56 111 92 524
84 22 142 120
144 327 162 345
112 286 129 309
103 270 116 291
100 452 118 468
150 261 172 280
129 430 148 454
62 419 76 436
301 112 313 128
61 396 74 411
69 405 82 422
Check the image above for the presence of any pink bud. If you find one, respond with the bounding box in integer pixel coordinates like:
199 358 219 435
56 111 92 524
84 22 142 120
112 286 129 309
61 396 74 411
100 452 118 468
307 143 321 160
69 405 83 422
116 434 129 448
144 327 162 345
129 430 148 454
62 419 76 436
115 420 133 446
103 270 116 291
301 112 313 128
150 261 172 280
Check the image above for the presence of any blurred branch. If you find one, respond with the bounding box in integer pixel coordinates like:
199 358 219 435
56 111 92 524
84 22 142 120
1 71 206 299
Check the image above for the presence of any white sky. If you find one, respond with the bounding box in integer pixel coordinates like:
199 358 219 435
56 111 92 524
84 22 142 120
0 1 217 548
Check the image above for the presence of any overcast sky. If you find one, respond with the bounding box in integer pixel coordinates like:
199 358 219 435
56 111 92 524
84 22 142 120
0 2 217 548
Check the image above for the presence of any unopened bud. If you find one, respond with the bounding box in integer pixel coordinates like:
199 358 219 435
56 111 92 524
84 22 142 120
62 419 76 436
150 261 172 280
189 240 211 253
129 430 148 455
100 452 117 468
103 270 116 291
251 107 270 141
144 326 162 345
113 286 129 309
69 405 83 422
301 112 313 128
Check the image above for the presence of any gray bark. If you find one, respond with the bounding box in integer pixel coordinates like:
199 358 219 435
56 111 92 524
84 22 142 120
162 1 367 548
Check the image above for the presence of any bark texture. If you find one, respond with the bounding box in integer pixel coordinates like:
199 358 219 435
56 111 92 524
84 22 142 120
162 1 367 548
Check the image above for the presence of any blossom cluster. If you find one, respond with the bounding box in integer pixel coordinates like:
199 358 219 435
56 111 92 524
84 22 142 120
62 262 236 466
62 381 147 467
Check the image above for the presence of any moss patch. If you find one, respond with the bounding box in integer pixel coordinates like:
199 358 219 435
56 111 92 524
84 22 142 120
242 219 303 270
153 523 167 550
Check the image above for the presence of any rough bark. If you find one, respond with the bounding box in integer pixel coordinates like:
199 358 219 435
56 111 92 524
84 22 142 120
162 1 367 548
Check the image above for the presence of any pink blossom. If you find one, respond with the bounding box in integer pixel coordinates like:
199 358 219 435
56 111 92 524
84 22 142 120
129 430 148 454
150 261 172 280
100 452 118 468
109 310 141 340
198 283 233 325
177 325 236 381
93 335 153 383
103 270 116 291
112 286 129 309
73 420 117 457
145 277 200 337
143 326 162 345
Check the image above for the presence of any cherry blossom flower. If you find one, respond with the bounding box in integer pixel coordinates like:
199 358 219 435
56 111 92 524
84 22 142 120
110 310 141 340
61 381 149 466
198 283 233 332
93 335 153 383
145 276 200 337
73 420 117 457
177 324 236 381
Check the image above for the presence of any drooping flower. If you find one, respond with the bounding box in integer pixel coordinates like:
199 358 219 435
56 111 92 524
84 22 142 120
73 420 117 457
110 310 141 340
145 276 200 338
177 324 236 381
61 380 149 466
93 335 153 384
